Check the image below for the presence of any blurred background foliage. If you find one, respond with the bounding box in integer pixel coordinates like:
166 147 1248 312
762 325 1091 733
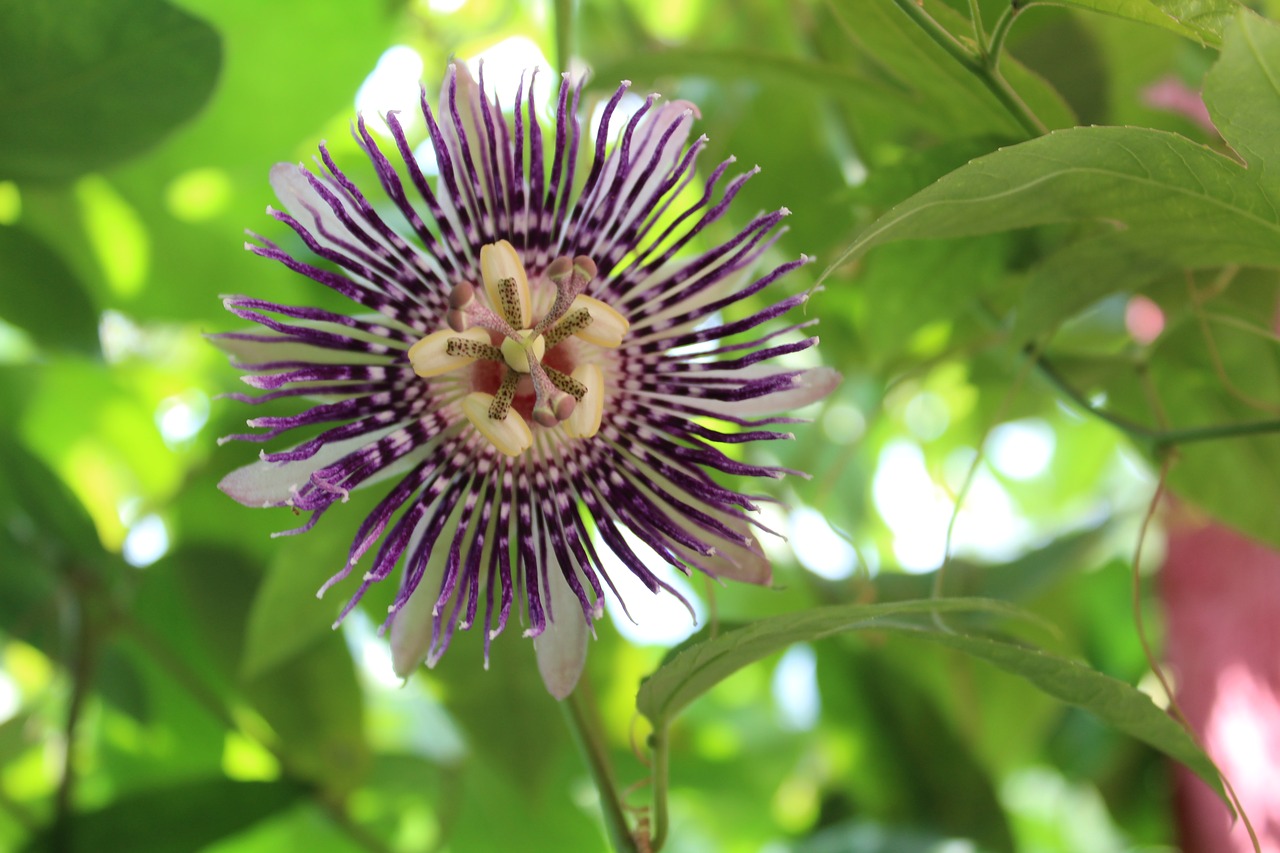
1 0 1278 850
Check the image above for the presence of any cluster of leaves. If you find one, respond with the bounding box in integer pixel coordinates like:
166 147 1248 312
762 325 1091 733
1 0 1277 851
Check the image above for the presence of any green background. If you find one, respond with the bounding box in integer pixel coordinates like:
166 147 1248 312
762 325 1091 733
2 0 1277 850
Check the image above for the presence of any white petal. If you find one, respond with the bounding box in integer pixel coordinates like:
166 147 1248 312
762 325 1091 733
589 101 697 250
435 62 500 238
619 454 775 585
625 259 753 336
269 163 429 285
671 511 771 585
390 533 449 678
648 366 839 419
210 334 385 367
532 561 590 700
219 425 401 507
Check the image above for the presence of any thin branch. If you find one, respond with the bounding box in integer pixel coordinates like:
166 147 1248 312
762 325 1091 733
966 0 987 49
934 341 1040 606
563 682 640 853
1030 351 1280 450
50 584 97 853
648 724 671 853
888 0 1046 136
1130 457 1261 852
985 3 1020 66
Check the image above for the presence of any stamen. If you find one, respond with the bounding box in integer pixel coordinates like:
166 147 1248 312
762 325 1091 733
488 370 521 419
495 277 525 330
479 240 531 329
408 327 492 377
536 254 598 333
526 359 574 427
446 337 502 361
543 307 592 348
544 365 587 401
446 298 519 339
569 295 629 348
462 391 532 456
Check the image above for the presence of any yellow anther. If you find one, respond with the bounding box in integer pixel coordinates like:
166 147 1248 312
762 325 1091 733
569 295 629 348
462 392 533 456
408 327 491 378
479 240 532 329
563 364 604 439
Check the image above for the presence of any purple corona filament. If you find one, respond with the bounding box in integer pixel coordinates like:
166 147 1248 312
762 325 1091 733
215 63 837 699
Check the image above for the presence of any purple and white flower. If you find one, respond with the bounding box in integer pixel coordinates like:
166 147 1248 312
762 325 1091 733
216 63 836 698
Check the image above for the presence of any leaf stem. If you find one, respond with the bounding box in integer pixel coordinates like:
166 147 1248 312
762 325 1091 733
889 0 1046 136
563 683 639 853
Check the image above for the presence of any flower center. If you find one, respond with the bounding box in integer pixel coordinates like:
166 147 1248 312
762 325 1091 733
406 240 629 457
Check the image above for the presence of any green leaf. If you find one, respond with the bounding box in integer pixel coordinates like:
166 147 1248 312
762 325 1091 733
1204 7 1280 174
241 533 346 680
888 628 1227 807
1049 0 1238 47
827 0 1076 136
639 600 1227 810
840 124 1280 336
637 597 1028 724
243 635 371 794
831 11 1280 338
22 779 304 853
0 227 99 354
0 0 222 182
817 648 1016 851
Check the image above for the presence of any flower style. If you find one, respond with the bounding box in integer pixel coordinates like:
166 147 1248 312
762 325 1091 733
217 63 837 698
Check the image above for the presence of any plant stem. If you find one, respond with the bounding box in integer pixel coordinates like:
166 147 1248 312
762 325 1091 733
889 0 1046 137
563 684 639 853
51 583 97 853
649 723 671 853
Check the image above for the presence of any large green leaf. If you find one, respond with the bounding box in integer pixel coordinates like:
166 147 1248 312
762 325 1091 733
637 598 1027 723
1051 0 1239 46
892 629 1225 805
22 779 303 853
243 635 371 794
817 648 1016 851
827 0 1076 138
0 0 221 182
638 599 1226 807
831 10 1280 338
0 227 99 354
241 533 348 680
